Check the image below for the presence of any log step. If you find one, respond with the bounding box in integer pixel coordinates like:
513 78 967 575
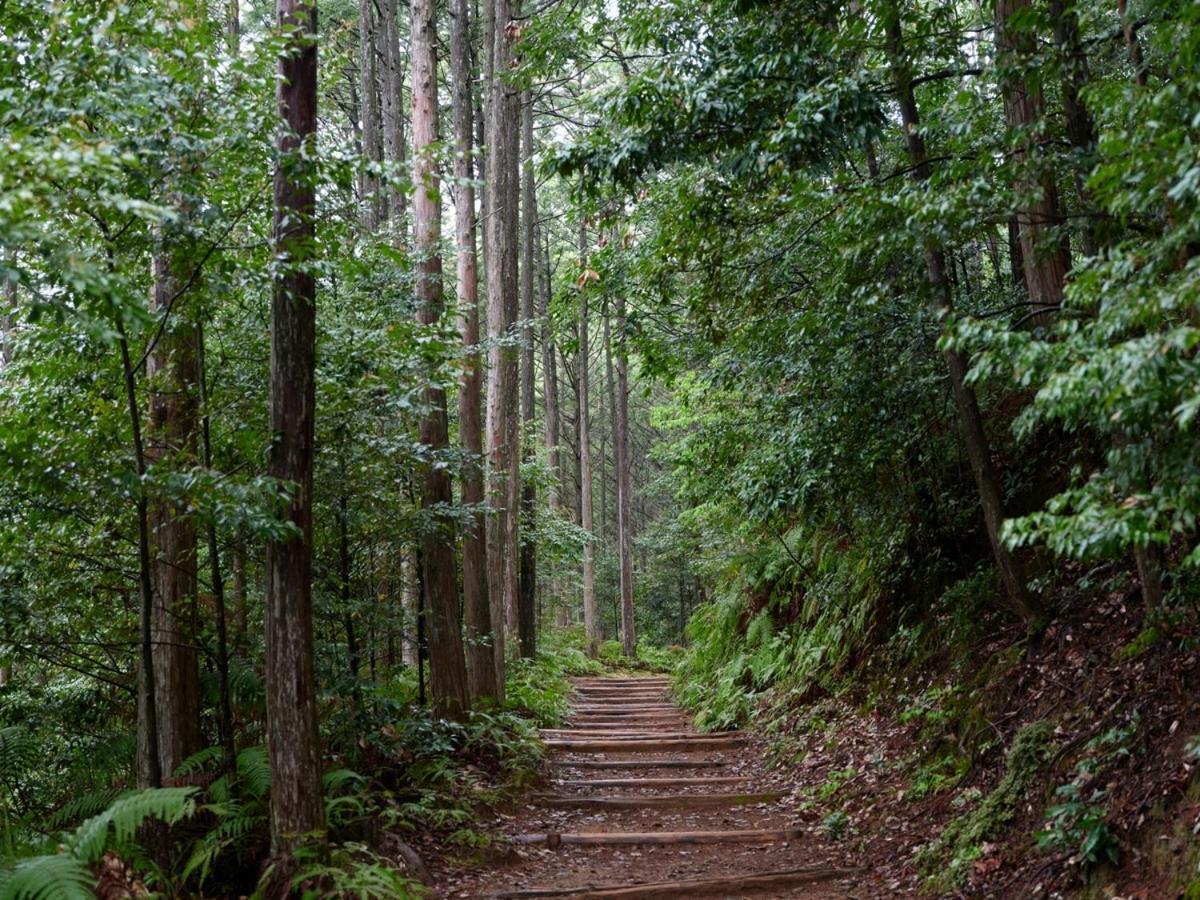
489 866 859 898
544 738 745 753
552 776 750 788
554 759 728 769
540 734 700 739
510 827 806 847
531 791 783 810
573 710 686 715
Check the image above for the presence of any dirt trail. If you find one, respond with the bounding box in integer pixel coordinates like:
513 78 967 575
441 676 865 899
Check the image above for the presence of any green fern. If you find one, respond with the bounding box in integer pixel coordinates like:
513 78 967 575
0 853 94 900
181 798 266 886
44 789 122 832
69 787 198 862
0 729 36 784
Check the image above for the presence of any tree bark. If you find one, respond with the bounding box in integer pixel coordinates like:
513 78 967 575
884 7 1041 625
451 0 498 703
518 87 537 659
380 0 406 234
1048 0 1100 256
540 230 563 508
615 293 635 657
412 0 470 719
995 0 1071 323
485 0 521 681
266 0 325 859
145 251 203 781
578 224 600 656
358 0 382 230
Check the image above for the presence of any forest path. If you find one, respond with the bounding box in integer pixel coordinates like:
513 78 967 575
440 676 865 898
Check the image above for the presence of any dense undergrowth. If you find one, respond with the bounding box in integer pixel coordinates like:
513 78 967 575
0 629 629 899
672 526 1200 895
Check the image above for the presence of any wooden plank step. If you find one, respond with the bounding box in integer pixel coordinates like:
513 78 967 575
573 710 686 715
531 791 783 810
552 776 750 788
510 827 805 847
544 737 745 753
489 866 860 898
554 759 728 769
566 724 691 729
540 730 702 740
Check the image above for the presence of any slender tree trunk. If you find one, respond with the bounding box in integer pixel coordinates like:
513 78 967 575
1118 0 1148 87
358 0 382 230
266 0 325 859
380 0 406 235
412 0 470 719
540 233 562 507
615 293 635 657
996 0 1070 323
1048 0 1100 255
198 326 236 774
885 7 1041 625
517 87 537 658
116 313 161 791
578 225 599 656
451 0 498 702
401 552 420 668
145 253 203 781
485 0 520 682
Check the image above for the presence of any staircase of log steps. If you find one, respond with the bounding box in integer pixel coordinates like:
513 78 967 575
493 676 860 898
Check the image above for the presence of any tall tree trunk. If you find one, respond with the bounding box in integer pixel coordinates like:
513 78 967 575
540 231 562 508
412 0 470 719
996 0 1070 323
198 325 236 774
358 0 382 230
484 0 520 681
451 0 498 702
884 7 1041 625
1118 0 1148 87
615 293 635 657
517 87 537 658
1048 0 1100 256
266 0 324 859
380 0 406 234
578 225 600 656
145 252 203 781
115 310 161 791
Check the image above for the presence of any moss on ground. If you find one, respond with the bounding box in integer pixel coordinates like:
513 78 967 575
916 720 1056 892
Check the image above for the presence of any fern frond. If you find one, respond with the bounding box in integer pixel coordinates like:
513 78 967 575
68 787 197 863
175 745 226 777
0 728 37 783
235 746 270 799
0 853 93 900
45 788 122 832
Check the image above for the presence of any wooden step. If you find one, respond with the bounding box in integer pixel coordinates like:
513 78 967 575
543 736 747 753
540 730 701 740
573 710 686 715
531 791 783 810
552 776 750 788
490 866 860 898
561 724 686 729
510 827 805 847
554 759 728 769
